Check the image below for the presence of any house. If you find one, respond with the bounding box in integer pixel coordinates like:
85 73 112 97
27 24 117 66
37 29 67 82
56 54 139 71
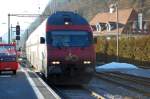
90 8 149 37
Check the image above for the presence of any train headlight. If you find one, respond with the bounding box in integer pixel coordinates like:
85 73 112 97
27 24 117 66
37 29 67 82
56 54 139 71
51 61 60 65
83 61 91 64
65 22 69 25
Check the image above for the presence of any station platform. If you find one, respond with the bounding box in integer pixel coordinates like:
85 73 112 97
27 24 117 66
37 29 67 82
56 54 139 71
0 65 60 99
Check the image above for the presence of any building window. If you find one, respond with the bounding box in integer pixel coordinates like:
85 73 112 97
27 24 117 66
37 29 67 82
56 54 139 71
96 23 101 32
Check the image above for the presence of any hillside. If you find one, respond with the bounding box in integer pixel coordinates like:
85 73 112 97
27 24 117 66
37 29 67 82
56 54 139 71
81 0 150 22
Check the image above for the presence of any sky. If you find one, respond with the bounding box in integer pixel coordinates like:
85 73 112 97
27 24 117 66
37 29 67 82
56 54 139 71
0 0 50 38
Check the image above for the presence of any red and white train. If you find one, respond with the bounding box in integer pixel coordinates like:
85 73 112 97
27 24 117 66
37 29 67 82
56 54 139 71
0 43 18 74
25 11 95 85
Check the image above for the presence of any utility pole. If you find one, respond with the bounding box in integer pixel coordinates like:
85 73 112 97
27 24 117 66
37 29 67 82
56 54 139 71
139 0 144 12
116 1 119 62
8 14 10 43
109 0 119 62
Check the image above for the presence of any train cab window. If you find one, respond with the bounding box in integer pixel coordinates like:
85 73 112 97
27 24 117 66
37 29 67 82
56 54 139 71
50 31 91 47
40 37 45 44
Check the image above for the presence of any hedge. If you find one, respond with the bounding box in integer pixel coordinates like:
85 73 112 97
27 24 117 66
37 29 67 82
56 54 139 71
96 35 150 67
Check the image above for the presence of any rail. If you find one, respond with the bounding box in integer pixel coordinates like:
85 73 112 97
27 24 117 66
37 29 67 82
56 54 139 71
96 72 150 97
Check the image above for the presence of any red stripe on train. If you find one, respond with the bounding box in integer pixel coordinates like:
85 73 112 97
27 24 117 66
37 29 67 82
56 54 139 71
46 25 92 32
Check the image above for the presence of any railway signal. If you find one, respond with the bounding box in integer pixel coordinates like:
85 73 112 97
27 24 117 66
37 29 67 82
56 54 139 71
16 24 20 40
16 25 20 35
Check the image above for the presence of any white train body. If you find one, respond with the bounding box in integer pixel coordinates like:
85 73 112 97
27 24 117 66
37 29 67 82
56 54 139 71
26 20 47 73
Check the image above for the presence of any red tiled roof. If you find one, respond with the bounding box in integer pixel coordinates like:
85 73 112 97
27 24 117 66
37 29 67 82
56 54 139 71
90 8 134 36
90 8 133 24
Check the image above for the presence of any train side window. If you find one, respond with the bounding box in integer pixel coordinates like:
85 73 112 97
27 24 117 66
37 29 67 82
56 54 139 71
40 37 45 44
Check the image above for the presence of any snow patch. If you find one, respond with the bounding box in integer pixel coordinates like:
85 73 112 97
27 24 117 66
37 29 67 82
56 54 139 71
96 62 138 70
96 62 150 78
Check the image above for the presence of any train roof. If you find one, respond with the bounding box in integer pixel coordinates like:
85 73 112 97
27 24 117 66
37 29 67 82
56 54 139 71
47 11 89 25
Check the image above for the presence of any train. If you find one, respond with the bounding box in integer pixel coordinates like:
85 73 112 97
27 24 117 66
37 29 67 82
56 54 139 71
25 11 95 85
0 43 18 75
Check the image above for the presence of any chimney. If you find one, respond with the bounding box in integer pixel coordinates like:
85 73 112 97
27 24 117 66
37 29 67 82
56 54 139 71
109 4 115 13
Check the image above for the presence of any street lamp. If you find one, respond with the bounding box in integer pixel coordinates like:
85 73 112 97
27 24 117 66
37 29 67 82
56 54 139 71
109 1 119 62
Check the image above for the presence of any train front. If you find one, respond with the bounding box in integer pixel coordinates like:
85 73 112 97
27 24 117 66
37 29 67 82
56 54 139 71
46 12 95 85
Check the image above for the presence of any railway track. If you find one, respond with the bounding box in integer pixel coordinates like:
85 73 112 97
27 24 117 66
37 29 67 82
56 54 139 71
96 72 150 97
22 61 106 99
31 69 150 99
108 72 150 86
35 72 105 99
49 85 106 99
35 69 149 99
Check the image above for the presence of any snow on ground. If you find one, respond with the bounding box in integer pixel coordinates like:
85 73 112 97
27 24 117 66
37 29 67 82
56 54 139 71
96 62 138 73
96 62 138 70
96 62 150 78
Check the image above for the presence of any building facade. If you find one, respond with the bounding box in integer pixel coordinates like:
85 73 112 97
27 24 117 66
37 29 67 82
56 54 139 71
90 8 150 37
